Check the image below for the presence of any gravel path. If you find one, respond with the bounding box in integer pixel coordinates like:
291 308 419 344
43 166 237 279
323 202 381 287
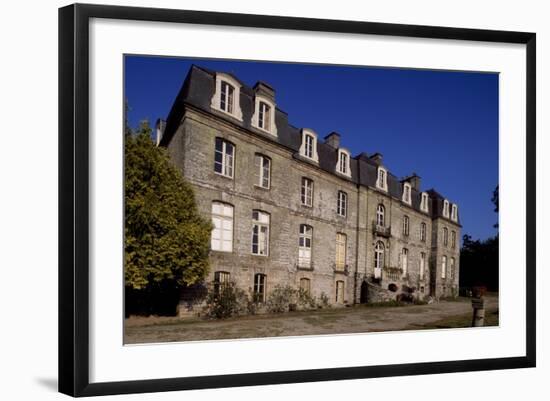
124 295 498 344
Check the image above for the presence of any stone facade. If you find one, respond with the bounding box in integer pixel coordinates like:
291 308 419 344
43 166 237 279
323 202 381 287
158 65 461 312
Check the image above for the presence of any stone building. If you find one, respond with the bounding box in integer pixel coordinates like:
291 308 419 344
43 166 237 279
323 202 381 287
157 65 461 311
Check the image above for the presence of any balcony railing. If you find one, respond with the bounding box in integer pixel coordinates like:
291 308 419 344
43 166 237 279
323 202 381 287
372 222 391 237
383 266 404 281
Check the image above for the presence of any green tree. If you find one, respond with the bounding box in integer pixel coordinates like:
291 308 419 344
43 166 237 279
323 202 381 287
125 121 212 314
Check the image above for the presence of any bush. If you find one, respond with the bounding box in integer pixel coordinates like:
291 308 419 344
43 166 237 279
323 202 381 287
317 292 331 309
266 285 297 313
297 288 317 310
203 282 248 319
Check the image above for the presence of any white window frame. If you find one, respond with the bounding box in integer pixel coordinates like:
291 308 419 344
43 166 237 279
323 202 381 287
337 191 348 217
336 149 352 177
402 182 412 205
451 230 456 249
374 241 385 278
443 227 449 247
253 273 267 302
251 210 270 256
211 202 233 252
402 248 409 276
376 204 385 227
214 271 231 295
298 224 313 268
403 215 410 236
451 204 458 221
214 138 235 179
442 255 448 279
420 192 429 213
301 177 313 207
299 129 319 163
443 199 450 218
420 222 427 242
252 95 277 136
450 257 456 280
254 154 271 189
210 73 243 121
335 233 347 270
376 167 388 191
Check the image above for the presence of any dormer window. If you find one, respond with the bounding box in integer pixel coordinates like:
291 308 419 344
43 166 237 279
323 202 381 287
258 102 271 131
443 199 450 218
336 149 351 177
402 183 412 205
451 204 458 222
376 167 388 191
210 73 243 121
252 96 277 135
299 129 319 163
420 192 429 213
220 81 234 113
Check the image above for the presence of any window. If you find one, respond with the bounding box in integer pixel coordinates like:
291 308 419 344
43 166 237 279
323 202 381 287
301 177 313 207
443 227 449 247
214 138 234 178
299 129 319 162
253 273 266 302
252 210 270 256
335 233 347 270
336 280 344 303
376 204 385 227
420 222 427 242
441 256 447 279
376 167 388 191
337 191 348 217
443 199 450 218
451 231 456 249
336 149 351 177
258 101 271 131
220 81 234 113
305 134 314 158
300 278 311 294
211 202 233 252
420 252 426 280
254 154 271 189
402 183 412 205
298 224 313 267
374 241 385 278
403 215 410 236
402 248 409 275
252 96 277 135
210 74 243 120
451 204 458 221
420 192 429 213
213 271 230 295
450 258 456 280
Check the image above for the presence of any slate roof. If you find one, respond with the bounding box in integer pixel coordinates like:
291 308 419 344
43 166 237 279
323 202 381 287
160 64 459 224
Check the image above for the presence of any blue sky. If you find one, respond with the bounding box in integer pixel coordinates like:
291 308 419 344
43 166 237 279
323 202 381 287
124 55 499 241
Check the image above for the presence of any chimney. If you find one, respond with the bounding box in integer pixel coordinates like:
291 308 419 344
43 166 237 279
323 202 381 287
324 132 341 148
370 152 383 164
253 81 275 101
404 173 421 191
155 118 166 147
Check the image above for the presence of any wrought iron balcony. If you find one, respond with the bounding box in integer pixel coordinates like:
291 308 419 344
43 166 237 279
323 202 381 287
372 222 391 237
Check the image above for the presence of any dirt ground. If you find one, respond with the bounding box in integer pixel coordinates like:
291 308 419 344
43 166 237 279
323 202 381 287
124 295 499 344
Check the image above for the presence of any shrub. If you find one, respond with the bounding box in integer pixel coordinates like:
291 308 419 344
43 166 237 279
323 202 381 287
297 288 317 310
203 281 248 319
317 292 331 309
266 285 297 313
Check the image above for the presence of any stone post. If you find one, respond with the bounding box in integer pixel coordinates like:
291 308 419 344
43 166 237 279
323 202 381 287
471 297 485 327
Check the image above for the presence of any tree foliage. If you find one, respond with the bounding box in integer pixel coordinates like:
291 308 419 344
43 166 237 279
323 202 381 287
124 121 212 291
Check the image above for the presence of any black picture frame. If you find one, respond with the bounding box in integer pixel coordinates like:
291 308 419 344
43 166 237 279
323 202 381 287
59 3 536 397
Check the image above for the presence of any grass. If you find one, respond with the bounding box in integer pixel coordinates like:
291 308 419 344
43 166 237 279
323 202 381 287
408 309 499 329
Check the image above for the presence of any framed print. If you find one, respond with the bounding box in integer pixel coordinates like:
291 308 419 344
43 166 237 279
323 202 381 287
58 3 536 397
